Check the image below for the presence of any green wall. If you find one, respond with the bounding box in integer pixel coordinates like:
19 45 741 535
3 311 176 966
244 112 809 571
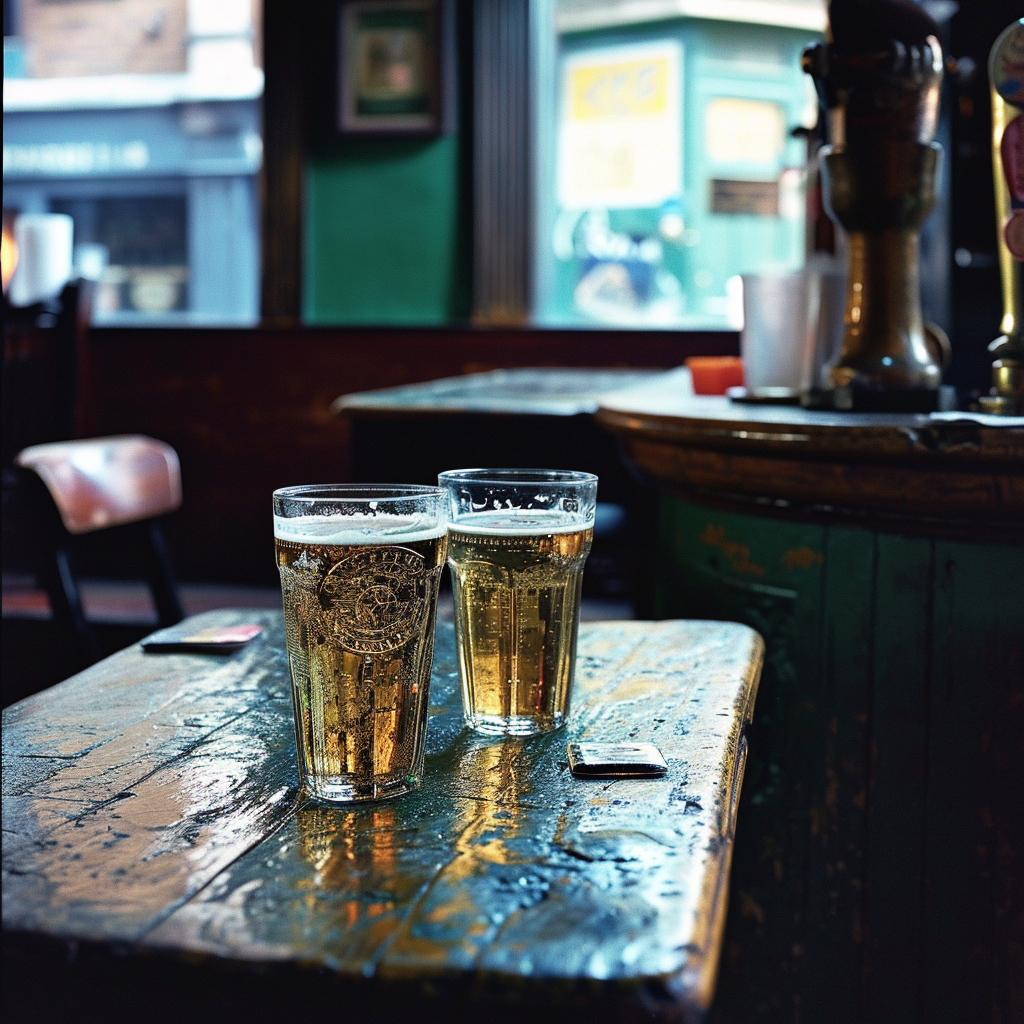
303 136 467 325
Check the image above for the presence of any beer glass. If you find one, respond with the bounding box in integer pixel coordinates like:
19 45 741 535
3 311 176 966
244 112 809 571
438 469 598 736
273 485 448 802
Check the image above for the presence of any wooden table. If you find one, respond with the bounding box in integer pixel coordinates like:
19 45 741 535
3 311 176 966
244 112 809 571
3 609 763 1024
331 367 660 503
333 367 667 610
595 370 1024 1024
332 367 663 418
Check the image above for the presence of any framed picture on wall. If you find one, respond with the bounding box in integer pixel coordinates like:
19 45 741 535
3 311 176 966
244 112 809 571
338 0 452 135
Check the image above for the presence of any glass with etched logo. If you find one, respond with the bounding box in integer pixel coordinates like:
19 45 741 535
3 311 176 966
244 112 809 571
273 485 447 802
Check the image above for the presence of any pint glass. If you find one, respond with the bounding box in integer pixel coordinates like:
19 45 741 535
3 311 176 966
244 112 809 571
273 485 447 802
438 469 598 736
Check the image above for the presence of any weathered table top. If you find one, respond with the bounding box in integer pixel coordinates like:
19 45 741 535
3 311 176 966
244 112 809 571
331 367 662 418
3 609 763 1024
329 367 662 509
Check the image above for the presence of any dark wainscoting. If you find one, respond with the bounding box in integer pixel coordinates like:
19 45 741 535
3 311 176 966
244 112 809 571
79 325 737 585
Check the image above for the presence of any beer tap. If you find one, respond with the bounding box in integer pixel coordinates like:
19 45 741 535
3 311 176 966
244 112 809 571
979 19 1024 417
803 0 952 411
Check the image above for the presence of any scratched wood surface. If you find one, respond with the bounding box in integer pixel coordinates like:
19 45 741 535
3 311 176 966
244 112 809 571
596 368 1024 538
3 610 763 1024
332 367 661 418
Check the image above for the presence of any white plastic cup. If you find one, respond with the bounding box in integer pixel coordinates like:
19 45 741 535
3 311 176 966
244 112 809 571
8 213 74 307
811 270 848 390
740 271 821 394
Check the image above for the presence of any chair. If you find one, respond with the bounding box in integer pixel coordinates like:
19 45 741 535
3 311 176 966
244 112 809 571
3 281 184 671
10 437 185 664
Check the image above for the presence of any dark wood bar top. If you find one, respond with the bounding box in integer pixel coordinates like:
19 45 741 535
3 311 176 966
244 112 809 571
596 371 1024 1021
596 368 1024 536
597 369 1024 463
3 608 763 1024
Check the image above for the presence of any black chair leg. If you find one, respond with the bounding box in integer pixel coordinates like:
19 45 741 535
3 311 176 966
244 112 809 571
44 543 101 666
145 520 184 627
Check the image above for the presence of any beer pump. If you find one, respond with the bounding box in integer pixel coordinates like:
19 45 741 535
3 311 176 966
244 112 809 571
980 19 1024 417
803 0 952 411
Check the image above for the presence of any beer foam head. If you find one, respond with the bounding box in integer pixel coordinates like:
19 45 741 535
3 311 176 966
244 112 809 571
274 512 446 545
450 508 591 535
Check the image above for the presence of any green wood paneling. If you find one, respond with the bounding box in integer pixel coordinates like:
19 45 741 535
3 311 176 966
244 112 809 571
804 524 875 1024
863 535 933 1023
656 495 1024 1024
926 541 1024 1023
304 136 467 325
655 500 828 1021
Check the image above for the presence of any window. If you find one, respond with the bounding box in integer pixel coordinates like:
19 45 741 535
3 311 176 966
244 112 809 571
537 0 824 328
3 0 263 324
307 0 825 330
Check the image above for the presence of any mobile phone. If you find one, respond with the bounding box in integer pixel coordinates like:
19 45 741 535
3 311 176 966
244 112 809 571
566 741 668 778
142 624 264 653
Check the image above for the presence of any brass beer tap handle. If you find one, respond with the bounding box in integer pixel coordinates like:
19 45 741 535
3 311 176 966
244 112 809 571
980 19 1024 416
804 1 948 406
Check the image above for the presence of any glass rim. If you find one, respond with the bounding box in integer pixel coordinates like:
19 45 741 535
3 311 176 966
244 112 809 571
273 483 445 505
437 468 598 486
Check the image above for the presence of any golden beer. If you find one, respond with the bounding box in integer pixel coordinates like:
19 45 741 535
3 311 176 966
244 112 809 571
275 513 446 802
447 510 593 735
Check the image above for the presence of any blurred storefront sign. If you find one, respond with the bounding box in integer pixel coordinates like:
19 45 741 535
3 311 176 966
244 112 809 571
542 1 822 328
2 1 262 325
558 40 683 209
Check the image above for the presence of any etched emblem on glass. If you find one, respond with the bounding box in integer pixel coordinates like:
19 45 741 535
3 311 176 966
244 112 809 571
318 546 429 654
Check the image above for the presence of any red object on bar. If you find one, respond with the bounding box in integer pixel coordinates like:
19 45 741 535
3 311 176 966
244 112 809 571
686 356 745 395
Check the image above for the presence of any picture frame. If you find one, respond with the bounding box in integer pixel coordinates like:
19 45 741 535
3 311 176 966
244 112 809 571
337 0 452 136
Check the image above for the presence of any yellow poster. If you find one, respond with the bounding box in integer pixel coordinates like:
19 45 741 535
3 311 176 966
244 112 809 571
558 41 682 209
569 57 670 119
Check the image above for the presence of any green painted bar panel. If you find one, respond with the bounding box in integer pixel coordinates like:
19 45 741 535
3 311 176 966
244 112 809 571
652 495 1024 1024
653 499 828 1020
863 535 933 1023
803 525 875 1024
926 541 1024 1024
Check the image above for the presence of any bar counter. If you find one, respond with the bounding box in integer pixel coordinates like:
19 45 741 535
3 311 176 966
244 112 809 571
596 369 1024 1024
596 368 1023 537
